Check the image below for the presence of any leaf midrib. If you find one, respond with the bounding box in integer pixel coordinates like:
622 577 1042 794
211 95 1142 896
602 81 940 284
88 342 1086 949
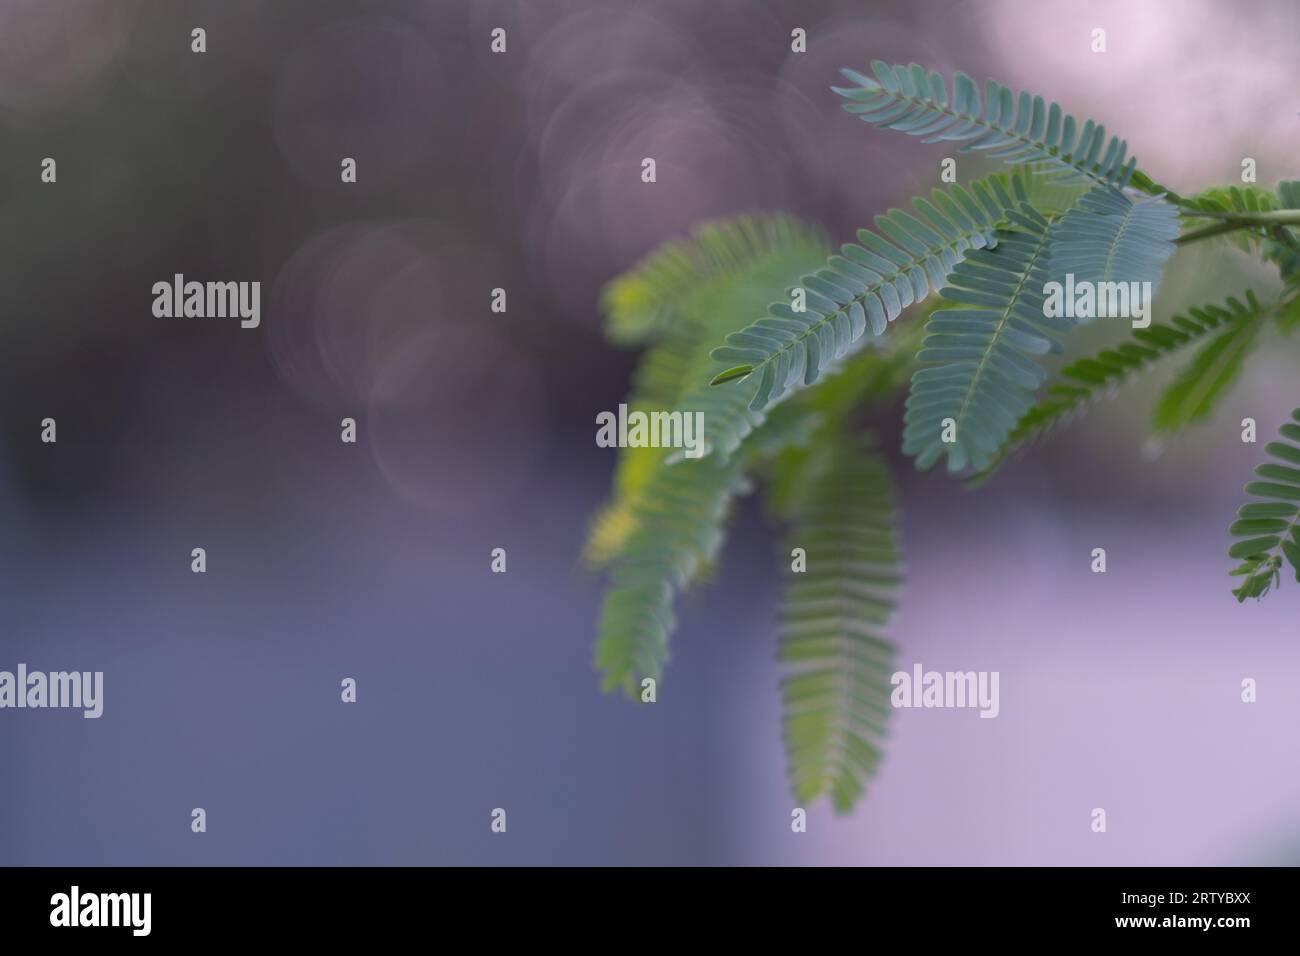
868 86 1113 188
748 225 991 382
1240 449 1300 594
1097 202 1135 282
981 304 1264 480
949 224 1056 450
1161 316 1262 429
1241 510 1300 596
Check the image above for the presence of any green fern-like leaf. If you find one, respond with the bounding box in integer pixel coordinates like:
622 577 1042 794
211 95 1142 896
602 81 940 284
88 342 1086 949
1229 407 1300 602
589 215 832 695
596 396 819 697
586 216 830 567
907 184 1181 473
601 216 830 347
775 435 900 812
1182 184 1290 253
1271 181 1300 282
1049 187 1180 291
1277 291 1300 334
972 293 1268 481
832 60 1137 189
704 172 1033 459
903 203 1067 472
1151 300 1267 434
596 448 748 696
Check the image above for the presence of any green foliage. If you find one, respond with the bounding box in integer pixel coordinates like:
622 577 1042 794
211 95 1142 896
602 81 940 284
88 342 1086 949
586 217 829 567
974 293 1269 480
1151 299 1267 434
706 171 1033 457
595 400 818 696
589 215 831 695
1182 185 1283 254
1049 187 1179 289
1229 408 1300 601
595 441 748 696
832 61 1137 188
773 434 900 812
586 58 1300 815
1272 182 1300 282
1182 183 1300 275
904 185 1181 472
600 215 829 348
1277 292 1300 333
903 205 1062 471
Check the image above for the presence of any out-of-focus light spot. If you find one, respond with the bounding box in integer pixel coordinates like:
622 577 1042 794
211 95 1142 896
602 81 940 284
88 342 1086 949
269 218 544 516
0 0 127 114
269 220 491 408
774 16 950 221
981 0 1300 186
519 5 698 130
366 318 548 518
120 0 270 102
272 18 446 191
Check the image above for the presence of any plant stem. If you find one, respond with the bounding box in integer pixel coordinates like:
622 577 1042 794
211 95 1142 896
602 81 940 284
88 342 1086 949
1175 220 1253 245
1183 209 1300 225
1175 210 1300 247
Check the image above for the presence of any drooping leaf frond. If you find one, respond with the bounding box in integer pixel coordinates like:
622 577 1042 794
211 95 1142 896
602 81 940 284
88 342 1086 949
903 203 1067 472
832 60 1137 189
585 216 830 567
597 341 918 697
704 172 1033 458
1049 187 1180 292
585 308 722 569
773 434 900 812
972 293 1269 481
1152 296 1269 434
1228 407 1300 602
589 215 831 694
595 398 819 697
600 215 830 347
596 447 748 697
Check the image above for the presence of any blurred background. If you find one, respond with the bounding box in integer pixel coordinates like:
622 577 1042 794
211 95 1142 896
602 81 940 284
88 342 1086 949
1 0 1299 865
